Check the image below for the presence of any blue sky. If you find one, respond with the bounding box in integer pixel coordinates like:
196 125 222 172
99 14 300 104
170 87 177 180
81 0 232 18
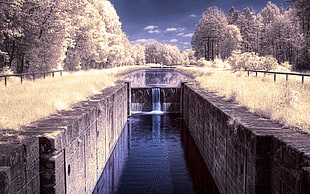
110 0 288 51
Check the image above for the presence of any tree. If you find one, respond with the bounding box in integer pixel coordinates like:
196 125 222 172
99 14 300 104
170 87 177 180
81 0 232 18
192 6 241 60
182 49 196 66
144 41 183 65
285 0 310 69
220 25 242 59
1 0 139 73
258 4 306 69
191 7 228 60
131 44 146 65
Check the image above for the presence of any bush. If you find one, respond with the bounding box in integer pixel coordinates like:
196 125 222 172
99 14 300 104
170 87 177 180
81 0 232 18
196 58 213 67
0 66 14 75
226 50 282 71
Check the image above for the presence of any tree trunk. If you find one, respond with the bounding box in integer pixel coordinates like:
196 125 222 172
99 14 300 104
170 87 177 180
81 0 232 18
8 41 15 67
16 52 24 73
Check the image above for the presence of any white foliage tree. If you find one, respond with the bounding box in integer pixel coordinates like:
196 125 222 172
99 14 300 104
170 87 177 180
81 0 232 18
0 0 139 72
192 6 241 60
144 41 183 65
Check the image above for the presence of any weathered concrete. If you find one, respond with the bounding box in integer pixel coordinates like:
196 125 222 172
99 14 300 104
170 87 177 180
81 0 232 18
93 122 129 194
182 82 310 194
0 133 39 194
0 83 128 194
131 87 180 112
131 88 152 112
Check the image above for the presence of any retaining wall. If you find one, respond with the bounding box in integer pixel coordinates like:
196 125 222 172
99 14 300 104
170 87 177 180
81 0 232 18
0 83 129 194
182 82 310 194
131 87 180 112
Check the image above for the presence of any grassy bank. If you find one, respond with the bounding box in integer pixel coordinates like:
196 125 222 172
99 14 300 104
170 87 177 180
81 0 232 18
179 67 310 133
0 66 144 130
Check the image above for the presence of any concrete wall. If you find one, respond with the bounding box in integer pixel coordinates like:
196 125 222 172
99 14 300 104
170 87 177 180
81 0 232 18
93 122 129 194
182 82 310 194
131 87 180 112
0 83 129 194
0 133 39 194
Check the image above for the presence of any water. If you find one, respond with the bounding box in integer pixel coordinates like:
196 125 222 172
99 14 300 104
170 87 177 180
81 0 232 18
152 87 161 112
93 113 219 194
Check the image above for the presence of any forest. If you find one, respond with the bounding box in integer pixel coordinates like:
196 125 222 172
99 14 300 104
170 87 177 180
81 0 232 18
0 0 309 74
192 1 310 70
0 0 145 73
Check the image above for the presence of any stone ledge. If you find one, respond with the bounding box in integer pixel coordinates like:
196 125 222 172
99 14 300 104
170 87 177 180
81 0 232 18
182 82 310 194
0 82 128 194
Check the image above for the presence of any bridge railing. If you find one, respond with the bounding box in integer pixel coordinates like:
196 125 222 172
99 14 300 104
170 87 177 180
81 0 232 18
0 70 63 87
246 70 310 84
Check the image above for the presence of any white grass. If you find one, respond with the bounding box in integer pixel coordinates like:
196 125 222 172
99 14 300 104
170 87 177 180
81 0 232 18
178 66 310 133
0 66 145 130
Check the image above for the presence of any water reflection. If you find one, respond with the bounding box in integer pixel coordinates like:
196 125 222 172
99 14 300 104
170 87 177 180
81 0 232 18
93 113 219 193
124 69 190 87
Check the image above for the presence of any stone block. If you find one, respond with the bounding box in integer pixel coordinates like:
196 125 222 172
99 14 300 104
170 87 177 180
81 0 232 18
0 167 11 194
85 124 98 194
40 150 65 192
0 144 25 181
26 174 40 194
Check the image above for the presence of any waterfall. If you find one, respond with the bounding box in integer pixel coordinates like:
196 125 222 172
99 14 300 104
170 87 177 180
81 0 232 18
152 87 161 112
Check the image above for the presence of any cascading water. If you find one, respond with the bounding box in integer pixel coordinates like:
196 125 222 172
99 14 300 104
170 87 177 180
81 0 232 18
152 87 161 112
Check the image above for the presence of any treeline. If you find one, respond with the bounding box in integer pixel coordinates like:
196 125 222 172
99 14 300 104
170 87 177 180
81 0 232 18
144 41 194 66
192 1 310 70
0 0 145 73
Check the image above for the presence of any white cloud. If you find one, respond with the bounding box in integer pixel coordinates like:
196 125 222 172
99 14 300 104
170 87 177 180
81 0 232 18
183 42 190 45
148 30 161 34
169 39 178 43
177 33 193 37
144 25 158 30
143 25 161 34
183 33 193 37
189 14 198 18
166 28 178 32
166 27 186 32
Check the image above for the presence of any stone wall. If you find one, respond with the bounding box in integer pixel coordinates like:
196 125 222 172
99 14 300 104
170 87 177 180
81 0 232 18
0 83 129 194
93 122 129 194
131 87 180 113
182 82 310 194
0 133 39 194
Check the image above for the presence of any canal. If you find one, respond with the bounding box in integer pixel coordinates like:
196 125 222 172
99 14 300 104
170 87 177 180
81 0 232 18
93 113 219 194
93 68 219 193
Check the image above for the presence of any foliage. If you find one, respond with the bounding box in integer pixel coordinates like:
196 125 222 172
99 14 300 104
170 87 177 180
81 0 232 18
182 49 196 66
193 2 309 70
0 66 14 75
0 0 144 73
196 58 230 69
144 41 184 65
226 50 281 71
192 7 242 60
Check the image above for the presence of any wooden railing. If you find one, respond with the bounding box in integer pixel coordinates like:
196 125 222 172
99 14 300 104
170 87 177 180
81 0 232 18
0 70 63 87
246 70 310 84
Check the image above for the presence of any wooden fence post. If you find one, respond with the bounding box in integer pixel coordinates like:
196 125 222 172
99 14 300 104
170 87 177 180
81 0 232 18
274 73 276 82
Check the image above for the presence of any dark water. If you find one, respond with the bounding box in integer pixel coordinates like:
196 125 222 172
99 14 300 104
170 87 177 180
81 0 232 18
93 113 219 194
